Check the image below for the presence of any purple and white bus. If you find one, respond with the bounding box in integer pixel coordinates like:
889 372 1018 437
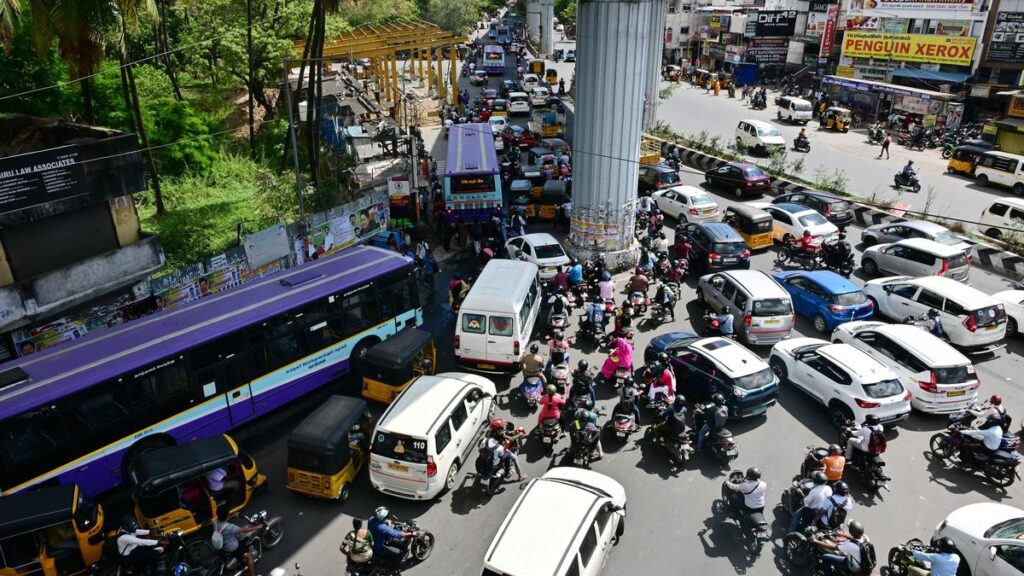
444 123 502 222
0 246 421 497
482 44 505 75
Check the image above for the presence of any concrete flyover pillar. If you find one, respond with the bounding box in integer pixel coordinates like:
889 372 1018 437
539 0 555 55
570 0 652 266
527 0 541 45
642 0 667 129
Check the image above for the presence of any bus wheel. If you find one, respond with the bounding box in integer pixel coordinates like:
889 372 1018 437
121 435 175 486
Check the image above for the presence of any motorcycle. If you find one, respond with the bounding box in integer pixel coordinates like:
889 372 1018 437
99 529 214 576
212 510 286 576
929 422 1022 487
608 411 638 442
644 425 694 467
474 450 510 496
902 313 949 342
700 309 735 339
793 136 811 153
782 526 844 572
775 242 822 270
947 404 1019 450
345 516 434 576
799 446 830 480
519 375 544 410
867 123 885 144
538 418 562 454
547 308 569 333
645 295 677 326
629 290 650 314
693 408 739 464
609 365 634 390
886 539 931 576
549 361 571 395
941 140 957 160
820 241 854 277
838 419 891 492
779 475 818 518
716 471 770 558
751 95 767 110
893 171 922 193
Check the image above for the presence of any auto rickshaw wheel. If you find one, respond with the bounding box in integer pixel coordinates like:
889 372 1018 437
349 337 379 377
338 483 351 503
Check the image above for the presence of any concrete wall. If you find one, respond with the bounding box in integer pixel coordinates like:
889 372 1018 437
110 194 142 247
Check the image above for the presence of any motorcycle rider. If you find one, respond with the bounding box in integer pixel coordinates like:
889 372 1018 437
821 444 847 483
569 410 604 461
845 414 883 461
653 232 670 254
571 360 597 406
961 418 1004 455
796 128 809 148
655 395 689 448
628 267 650 295
116 516 166 576
567 258 585 288
614 383 643 427
653 282 677 321
696 393 730 452
724 467 767 517
709 305 735 338
646 354 676 404
815 481 853 530
598 271 616 301
521 343 547 387
905 536 960 576
584 293 606 333
612 300 636 340
547 330 570 371
789 471 832 534
550 266 570 293
547 288 571 324
368 507 416 571
448 273 471 311
824 231 852 270
478 435 526 482
813 520 870 576
969 394 1007 429
901 159 916 182
790 230 818 259
538 384 567 429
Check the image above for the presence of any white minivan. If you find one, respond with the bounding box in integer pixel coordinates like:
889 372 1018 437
456 259 541 372
482 468 626 576
978 197 1024 240
776 96 813 124
508 91 531 115
974 151 1024 196
369 372 496 500
735 119 786 156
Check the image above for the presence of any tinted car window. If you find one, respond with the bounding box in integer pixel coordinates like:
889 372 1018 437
935 365 973 384
862 378 904 399
915 290 944 309
907 249 936 266
989 203 1009 217
733 367 776 389
834 291 867 306
753 298 792 316
944 253 968 268
712 242 746 255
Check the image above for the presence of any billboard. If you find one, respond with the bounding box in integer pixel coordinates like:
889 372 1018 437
755 10 798 36
851 0 974 11
748 37 790 63
819 4 840 59
987 12 1024 63
840 32 977 66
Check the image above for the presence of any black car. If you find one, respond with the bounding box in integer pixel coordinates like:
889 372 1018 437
677 222 751 272
500 79 518 98
638 164 682 196
771 191 853 228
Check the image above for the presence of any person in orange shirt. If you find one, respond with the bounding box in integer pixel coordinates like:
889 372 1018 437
820 444 846 483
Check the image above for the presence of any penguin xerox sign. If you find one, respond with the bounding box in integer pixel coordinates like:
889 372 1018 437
755 10 798 36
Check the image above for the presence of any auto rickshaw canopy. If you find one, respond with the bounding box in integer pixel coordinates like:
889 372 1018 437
0 485 78 539
827 107 851 117
362 328 434 384
725 203 773 232
129 435 240 498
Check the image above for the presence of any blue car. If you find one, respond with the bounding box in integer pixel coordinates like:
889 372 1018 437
772 270 874 334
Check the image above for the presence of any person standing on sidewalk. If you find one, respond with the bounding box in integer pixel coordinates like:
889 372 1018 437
877 133 891 159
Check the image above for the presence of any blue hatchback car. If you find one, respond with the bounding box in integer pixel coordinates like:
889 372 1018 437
772 270 874 334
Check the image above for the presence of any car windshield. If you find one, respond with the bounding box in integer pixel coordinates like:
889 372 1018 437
934 365 974 384
984 517 1024 539
534 243 565 259
756 127 782 137
798 213 828 227
794 103 813 111
931 230 959 245
944 253 968 268
712 242 746 255
743 167 765 178
690 193 715 205
829 201 850 212
734 367 775 390
372 432 427 464
834 291 867 306
862 378 905 399
752 298 792 316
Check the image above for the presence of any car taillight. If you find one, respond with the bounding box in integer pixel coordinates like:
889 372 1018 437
938 259 949 276
455 334 460 349
964 314 977 333
855 398 880 408
689 208 699 215
514 340 520 356
746 181 753 188
903 391 913 401
919 372 939 393
740 250 751 258
426 456 437 477
865 299 874 308
744 314 752 326
828 305 844 312
708 251 718 261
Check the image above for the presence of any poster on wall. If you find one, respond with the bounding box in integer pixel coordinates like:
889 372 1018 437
755 11 798 36
748 37 791 63
807 11 829 36
850 0 973 11
987 12 1024 63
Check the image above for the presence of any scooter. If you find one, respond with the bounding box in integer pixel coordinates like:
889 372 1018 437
867 123 885 144
893 171 922 193
549 361 571 395
629 290 650 314
519 376 544 410
538 418 561 453
793 137 811 153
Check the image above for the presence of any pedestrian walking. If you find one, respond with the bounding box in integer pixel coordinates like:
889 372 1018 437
470 220 483 255
878 133 891 159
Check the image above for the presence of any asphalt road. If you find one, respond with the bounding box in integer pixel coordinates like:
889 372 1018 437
241 23 1024 576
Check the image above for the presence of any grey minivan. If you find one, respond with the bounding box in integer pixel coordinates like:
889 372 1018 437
697 269 795 346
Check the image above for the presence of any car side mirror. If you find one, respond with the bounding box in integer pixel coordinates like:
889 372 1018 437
883 285 893 294
989 546 998 561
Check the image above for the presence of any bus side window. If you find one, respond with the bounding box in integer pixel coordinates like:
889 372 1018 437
0 408 73 492
342 291 380 336
380 280 418 320
248 314 304 372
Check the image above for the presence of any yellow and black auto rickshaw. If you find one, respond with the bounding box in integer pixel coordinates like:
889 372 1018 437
822 107 852 132
286 395 373 502
545 68 558 86
528 59 544 75
538 180 569 221
361 328 436 404
946 141 994 176
128 434 265 536
724 204 774 251
0 485 104 576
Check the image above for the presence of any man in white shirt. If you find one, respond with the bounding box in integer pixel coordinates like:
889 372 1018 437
724 467 767 513
814 521 869 576
816 481 854 530
117 517 164 576
845 414 883 460
789 471 832 534
962 420 1003 452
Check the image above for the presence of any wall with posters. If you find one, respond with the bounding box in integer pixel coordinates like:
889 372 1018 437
850 0 974 11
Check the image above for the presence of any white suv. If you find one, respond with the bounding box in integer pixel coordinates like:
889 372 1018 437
736 119 786 156
831 321 979 414
769 338 912 427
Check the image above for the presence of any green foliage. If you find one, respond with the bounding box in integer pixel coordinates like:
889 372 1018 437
812 167 850 195
554 0 576 28
426 0 483 35
787 156 805 177
0 1 75 117
766 148 787 175
147 97 215 175
346 0 419 26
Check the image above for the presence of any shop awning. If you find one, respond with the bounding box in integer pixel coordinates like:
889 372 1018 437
994 117 1024 133
890 69 971 84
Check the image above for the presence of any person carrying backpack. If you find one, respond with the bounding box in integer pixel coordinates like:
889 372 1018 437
339 518 374 565
815 481 853 530
845 414 884 460
212 505 257 576
813 520 875 576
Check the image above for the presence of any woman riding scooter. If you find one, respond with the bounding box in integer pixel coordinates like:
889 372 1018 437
600 337 634 385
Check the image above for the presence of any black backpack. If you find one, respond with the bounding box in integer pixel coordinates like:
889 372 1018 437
855 540 877 575
826 496 848 529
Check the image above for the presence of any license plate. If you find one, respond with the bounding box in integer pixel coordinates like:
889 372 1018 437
542 436 552 444
479 363 495 370
763 319 780 325
985 325 997 332
757 181 767 186
750 405 768 416
948 390 966 397
617 432 626 438
722 258 737 264
387 463 408 473
702 209 713 215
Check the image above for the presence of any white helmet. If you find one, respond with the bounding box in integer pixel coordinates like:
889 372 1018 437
374 506 389 521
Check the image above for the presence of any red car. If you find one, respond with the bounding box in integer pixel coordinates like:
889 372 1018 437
482 89 499 107
704 162 771 198
502 124 537 148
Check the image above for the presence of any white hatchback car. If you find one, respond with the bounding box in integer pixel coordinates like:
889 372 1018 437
769 338 912 427
506 232 571 280
749 202 839 245
860 238 971 282
992 290 1024 338
488 116 508 132
831 321 979 414
652 185 721 222
933 503 1024 576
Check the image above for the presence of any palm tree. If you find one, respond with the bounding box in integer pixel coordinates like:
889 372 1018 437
0 0 22 49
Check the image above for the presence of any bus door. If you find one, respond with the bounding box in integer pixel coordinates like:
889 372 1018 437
196 356 255 425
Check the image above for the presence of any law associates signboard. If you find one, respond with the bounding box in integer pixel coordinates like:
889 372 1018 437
841 32 977 66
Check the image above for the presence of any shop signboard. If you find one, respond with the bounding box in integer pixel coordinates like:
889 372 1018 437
840 32 977 66
810 0 835 11
819 4 840 58
987 12 1024 63
755 10 798 36
807 11 829 36
934 20 969 36
880 18 909 33
744 19 757 37
845 16 907 32
748 37 790 63
836 65 856 77
1011 95 1024 119
851 0 974 11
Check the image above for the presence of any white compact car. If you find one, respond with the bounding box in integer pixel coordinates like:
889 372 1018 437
521 73 541 92
769 338 912 427
862 275 1007 352
933 503 1024 576
653 185 721 222
749 201 839 245
992 290 1024 338
735 119 786 156
831 321 979 414
506 232 571 280
860 238 971 282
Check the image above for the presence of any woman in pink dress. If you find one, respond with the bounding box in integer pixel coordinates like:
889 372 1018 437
600 337 634 380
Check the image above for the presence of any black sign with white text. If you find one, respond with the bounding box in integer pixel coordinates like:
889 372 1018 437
755 10 798 37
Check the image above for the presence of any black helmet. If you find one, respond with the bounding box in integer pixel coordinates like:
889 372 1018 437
658 352 668 363
828 444 842 455
935 536 956 554
837 231 847 241
553 330 564 341
848 520 865 538
659 232 666 240
745 467 761 481
673 395 686 409
812 471 828 485
721 305 731 315
928 308 940 318
865 414 880 426
833 481 849 496
530 343 539 354
711 393 725 405
803 230 812 237
121 515 139 533
578 359 590 371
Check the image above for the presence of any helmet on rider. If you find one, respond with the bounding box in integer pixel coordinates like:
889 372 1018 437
848 521 865 538
120 515 139 533
587 411 598 424
711 393 726 406
990 394 1003 406
721 305 731 314
657 352 669 364
673 395 686 410
659 232 666 240
803 230 812 237
935 536 957 554
530 343 539 354
812 471 828 485
927 308 940 318
553 330 564 342
865 414 881 426
602 271 612 281
828 444 842 455
745 467 761 481
833 481 849 496
578 359 590 371
374 506 389 521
